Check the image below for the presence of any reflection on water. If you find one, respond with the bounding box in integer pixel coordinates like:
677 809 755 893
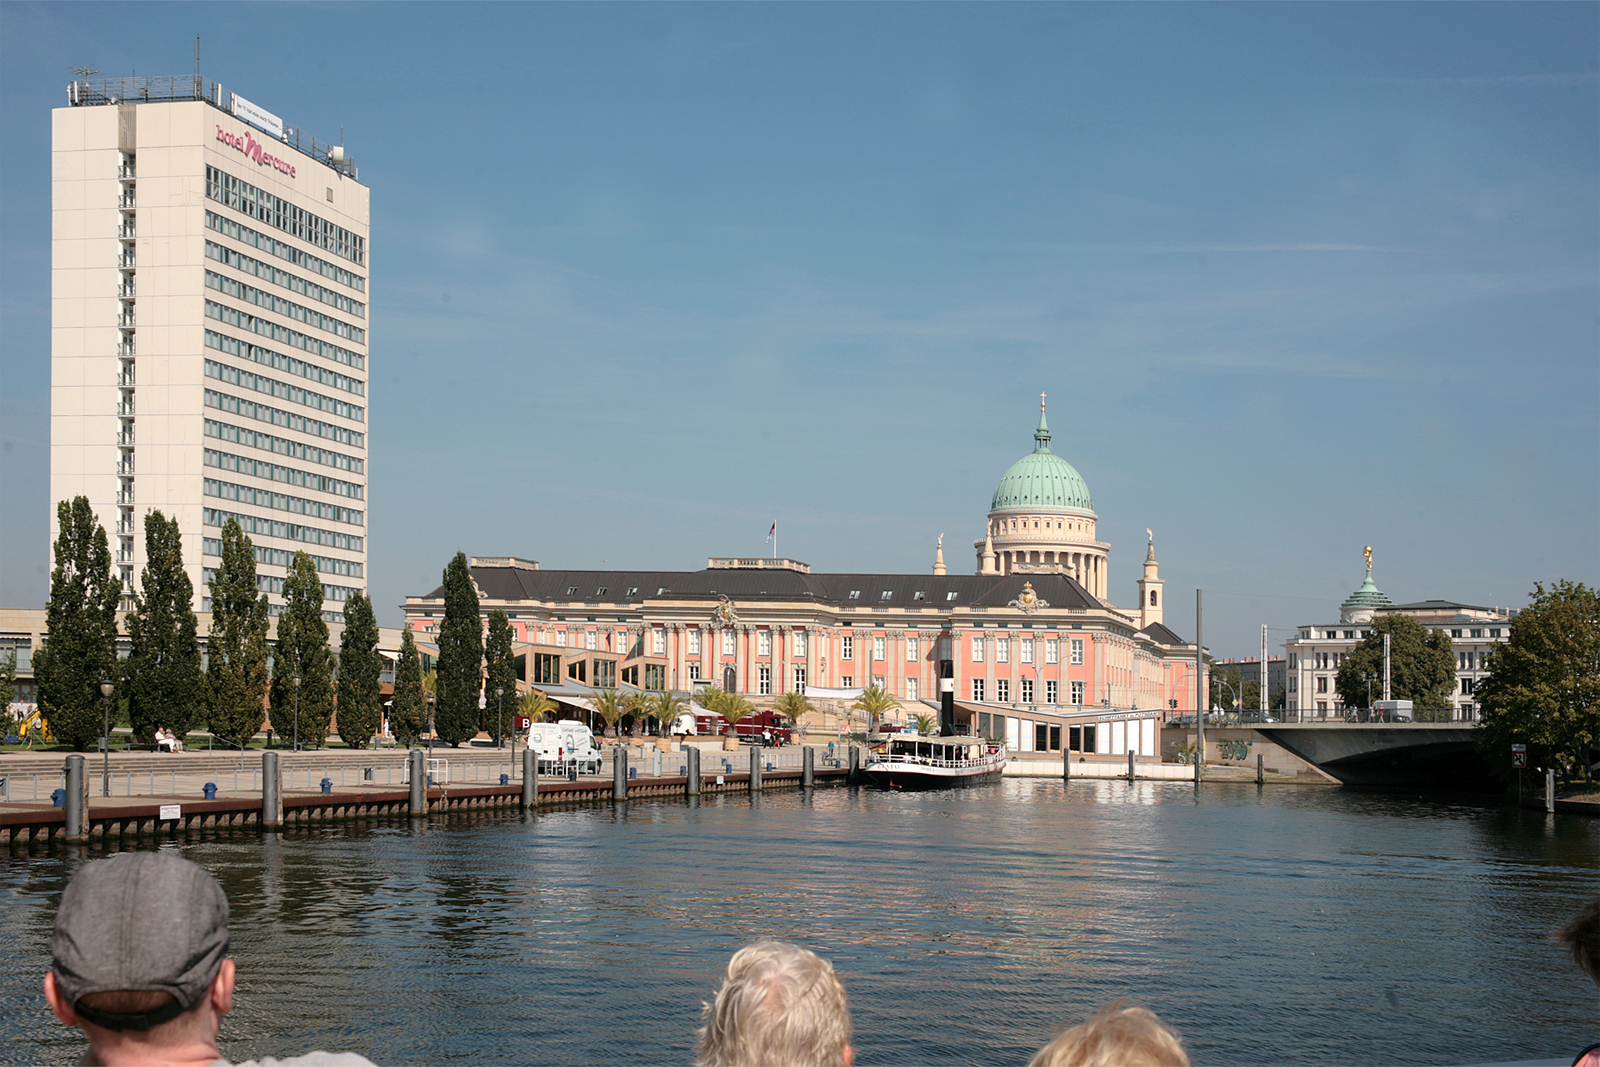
2 781 1596 1066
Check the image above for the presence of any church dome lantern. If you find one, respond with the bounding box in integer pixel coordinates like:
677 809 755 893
990 404 1094 514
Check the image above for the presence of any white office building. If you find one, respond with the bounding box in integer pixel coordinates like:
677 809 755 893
1283 554 1514 721
52 75 369 620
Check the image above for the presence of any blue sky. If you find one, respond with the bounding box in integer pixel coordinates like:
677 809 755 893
2 2 1596 658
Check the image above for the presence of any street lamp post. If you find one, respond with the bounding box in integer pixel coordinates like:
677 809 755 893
292 673 302 752
426 692 436 760
1363 672 1374 721
496 686 504 749
99 679 114 797
1214 677 1239 719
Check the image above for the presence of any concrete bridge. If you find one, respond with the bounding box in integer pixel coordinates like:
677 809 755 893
1252 722 1490 788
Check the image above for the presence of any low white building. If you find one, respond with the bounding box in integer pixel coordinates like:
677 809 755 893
1283 552 1515 721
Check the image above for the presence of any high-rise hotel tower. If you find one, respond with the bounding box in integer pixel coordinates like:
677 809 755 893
52 75 368 621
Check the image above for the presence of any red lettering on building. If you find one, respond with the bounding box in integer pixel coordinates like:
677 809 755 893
215 124 297 179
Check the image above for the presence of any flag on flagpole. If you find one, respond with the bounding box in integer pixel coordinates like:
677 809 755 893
766 522 776 543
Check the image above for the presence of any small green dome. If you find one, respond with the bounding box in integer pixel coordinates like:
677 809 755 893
1341 564 1394 611
991 407 1094 512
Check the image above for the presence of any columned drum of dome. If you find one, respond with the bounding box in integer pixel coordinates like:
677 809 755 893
974 399 1110 599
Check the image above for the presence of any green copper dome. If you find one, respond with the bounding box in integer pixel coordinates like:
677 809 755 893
991 407 1094 512
1341 561 1394 612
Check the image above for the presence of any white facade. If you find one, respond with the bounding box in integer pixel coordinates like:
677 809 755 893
52 79 369 620
1283 559 1513 721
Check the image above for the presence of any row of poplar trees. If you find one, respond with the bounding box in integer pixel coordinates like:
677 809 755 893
390 551 519 748
381 550 519 749
36 496 387 751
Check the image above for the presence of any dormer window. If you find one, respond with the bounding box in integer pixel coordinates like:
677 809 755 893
913 591 925 601
946 591 959 601
880 591 893 601
627 587 638 596
596 587 607 597
566 587 578 596
848 590 861 600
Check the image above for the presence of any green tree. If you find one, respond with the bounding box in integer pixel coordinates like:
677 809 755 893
35 497 122 751
336 591 383 748
434 552 483 746
913 711 938 735
693 685 752 735
851 685 897 733
1476 581 1600 786
269 552 335 748
587 688 627 737
390 625 427 746
519 688 559 725
1208 666 1260 712
122 511 202 745
484 609 516 745
1335 614 1456 711
205 519 270 747
0 649 16 736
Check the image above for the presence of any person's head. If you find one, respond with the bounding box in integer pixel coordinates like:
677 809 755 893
696 941 854 1067
1028 1000 1189 1067
43 852 235 1066
1556 897 1600 985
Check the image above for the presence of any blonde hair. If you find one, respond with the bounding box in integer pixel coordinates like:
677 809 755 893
696 941 853 1067
1028 1000 1189 1067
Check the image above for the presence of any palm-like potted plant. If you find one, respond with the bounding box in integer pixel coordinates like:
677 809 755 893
774 690 812 741
646 690 688 744
586 687 627 738
851 684 897 735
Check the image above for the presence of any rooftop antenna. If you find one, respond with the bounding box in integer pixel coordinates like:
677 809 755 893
194 36 201 94
73 66 101 78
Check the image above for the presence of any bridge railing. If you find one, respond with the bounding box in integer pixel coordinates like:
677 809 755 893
1163 707 1477 727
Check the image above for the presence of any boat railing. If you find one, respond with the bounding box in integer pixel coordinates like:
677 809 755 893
870 751 1000 770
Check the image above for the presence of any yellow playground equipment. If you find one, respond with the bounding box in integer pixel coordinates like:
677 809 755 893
15 705 52 744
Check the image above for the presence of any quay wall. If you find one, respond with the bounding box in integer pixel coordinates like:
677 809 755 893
0 766 849 847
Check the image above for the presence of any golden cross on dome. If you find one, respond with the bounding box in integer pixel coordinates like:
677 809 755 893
1040 392 1047 413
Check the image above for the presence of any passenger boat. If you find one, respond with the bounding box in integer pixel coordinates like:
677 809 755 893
863 733 1007 790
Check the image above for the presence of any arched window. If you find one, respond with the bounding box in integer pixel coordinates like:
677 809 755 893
1150 591 1158 607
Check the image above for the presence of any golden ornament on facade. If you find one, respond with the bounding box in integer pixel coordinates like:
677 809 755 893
1009 581 1049 614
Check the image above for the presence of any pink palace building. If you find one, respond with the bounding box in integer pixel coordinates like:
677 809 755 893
402 402 1207 758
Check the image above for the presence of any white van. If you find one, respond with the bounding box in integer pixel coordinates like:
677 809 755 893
527 719 601 775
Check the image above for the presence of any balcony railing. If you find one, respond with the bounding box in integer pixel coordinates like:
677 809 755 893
117 430 135 446
118 283 136 298
117 311 135 327
116 490 135 505
117 461 135 475
116 520 135 535
118 252 135 268
117 370 135 386
118 222 136 238
117 341 136 357
117 400 135 416
118 193 136 209
119 163 136 179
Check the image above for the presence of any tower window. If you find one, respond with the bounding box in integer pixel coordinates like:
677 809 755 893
1150 591 1158 607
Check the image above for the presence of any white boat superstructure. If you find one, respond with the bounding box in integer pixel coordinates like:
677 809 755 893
863 734 1007 790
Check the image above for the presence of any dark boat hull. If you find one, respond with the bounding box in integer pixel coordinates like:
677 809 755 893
864 764 1006 791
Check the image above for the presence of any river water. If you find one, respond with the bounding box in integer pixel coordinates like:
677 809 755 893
1 779 1595 1066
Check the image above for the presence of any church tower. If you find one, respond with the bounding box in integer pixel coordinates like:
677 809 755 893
1137 530 1164 629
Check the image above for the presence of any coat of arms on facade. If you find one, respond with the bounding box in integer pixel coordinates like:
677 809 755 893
711 595 739 627
1009 581 1048 614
